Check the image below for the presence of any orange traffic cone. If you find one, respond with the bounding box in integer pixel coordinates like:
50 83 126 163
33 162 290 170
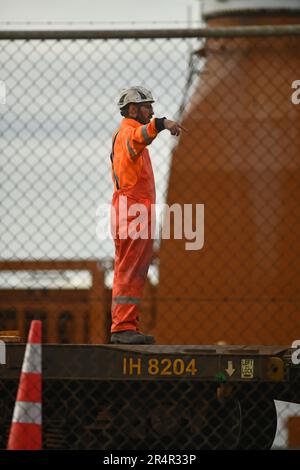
7 320 42 450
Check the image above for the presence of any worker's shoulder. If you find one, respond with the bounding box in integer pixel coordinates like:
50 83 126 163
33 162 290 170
120 118 142 132
115 125 138 140
111 127 129 149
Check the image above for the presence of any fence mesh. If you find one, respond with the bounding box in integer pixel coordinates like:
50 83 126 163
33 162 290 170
1 28 300 450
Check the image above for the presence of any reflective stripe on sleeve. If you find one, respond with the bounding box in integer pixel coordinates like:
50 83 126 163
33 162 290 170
126 138 137 159
114 296 141 305
141 125 152 144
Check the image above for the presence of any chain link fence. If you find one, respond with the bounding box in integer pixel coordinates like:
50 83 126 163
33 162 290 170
1 26 300 450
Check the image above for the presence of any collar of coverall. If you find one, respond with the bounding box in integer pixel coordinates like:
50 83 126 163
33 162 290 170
121 117 150 128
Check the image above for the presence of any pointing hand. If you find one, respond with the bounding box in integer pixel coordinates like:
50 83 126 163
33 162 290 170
164 119 188 136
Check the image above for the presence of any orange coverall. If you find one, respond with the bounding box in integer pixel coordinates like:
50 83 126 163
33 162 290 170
110 117 160 333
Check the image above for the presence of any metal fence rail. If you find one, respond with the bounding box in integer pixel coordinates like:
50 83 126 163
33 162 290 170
1 24 300 39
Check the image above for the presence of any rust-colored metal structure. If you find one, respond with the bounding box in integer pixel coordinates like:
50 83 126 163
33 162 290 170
155 2 300 344
0 261 108 344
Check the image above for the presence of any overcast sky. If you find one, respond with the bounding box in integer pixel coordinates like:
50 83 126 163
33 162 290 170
0 0 203 269
1 1 203 265
0 0 203 26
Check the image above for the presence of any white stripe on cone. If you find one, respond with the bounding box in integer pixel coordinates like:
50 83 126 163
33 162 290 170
12 401 42 425
22 344 41 373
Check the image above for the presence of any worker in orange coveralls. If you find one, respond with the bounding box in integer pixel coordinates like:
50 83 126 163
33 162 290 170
110 86 183 344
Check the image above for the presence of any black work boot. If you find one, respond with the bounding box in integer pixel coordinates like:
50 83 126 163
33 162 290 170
110 330 155 345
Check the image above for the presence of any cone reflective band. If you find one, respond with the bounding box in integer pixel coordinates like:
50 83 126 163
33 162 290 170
7 320 42 450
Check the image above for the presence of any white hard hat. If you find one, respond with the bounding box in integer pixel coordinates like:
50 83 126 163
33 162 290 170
117 86 155 109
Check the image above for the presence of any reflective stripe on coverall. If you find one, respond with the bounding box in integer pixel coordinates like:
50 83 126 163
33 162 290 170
110 118 158 333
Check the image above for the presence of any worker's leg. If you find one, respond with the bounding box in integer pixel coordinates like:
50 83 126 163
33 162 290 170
111 234 153 332
111 196 154 333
